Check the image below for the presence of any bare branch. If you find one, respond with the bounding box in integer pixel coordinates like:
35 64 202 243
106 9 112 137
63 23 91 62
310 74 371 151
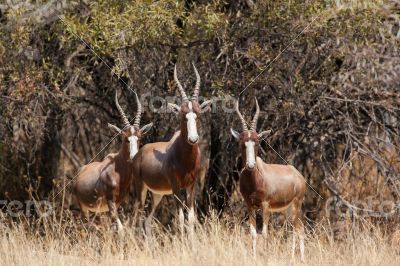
324 179 399 218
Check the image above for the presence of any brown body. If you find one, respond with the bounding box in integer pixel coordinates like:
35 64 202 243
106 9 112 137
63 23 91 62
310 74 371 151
74 136 135 213
73 92 152 232
133 64 211 235
132 121 201 231
240 158 305 213
133 127 201 195
231 100 306 261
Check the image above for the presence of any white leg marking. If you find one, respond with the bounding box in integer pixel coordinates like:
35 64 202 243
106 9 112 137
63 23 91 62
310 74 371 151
116 218 124 235
250 223 257 259
291 232 296 259
179 208 184 234
300 234 305 262
188 208 195 226
188 207 195 236
262 223 267 237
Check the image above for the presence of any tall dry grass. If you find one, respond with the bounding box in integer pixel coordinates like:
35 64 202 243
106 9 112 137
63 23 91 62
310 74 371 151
0 212 398 266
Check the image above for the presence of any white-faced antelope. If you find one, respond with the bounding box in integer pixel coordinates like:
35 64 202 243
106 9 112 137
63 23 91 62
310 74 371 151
73 91 153 233
230 99 306 261
132 64 212 236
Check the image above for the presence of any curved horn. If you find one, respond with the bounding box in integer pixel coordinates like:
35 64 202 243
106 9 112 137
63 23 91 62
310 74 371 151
235 100 248 131
192 63 201 100
250 98 260 131
174 64 188 103
108 123 122 134
115 91 130 128
133 91 142 128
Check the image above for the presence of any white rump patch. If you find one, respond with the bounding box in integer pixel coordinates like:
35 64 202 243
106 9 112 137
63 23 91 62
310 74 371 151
245 140 256 169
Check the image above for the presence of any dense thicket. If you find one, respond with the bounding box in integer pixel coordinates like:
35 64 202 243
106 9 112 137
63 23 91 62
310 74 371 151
0 1 399 227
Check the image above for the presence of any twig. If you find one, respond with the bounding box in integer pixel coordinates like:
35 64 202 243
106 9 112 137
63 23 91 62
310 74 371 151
321 96 400 111
61 144 80 169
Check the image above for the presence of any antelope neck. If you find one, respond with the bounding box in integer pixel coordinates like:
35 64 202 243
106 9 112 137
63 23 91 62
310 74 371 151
175 131 200 175
178 112 199 164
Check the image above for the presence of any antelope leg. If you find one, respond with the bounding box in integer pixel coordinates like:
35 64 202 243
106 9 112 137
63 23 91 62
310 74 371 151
186 184 196 234
144 193 163 237
107 200 123 234
249 209 257 259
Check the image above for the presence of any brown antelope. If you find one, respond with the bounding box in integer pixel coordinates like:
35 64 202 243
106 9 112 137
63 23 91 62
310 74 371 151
132 64 212 236
73 91 153 233
230 99 306 261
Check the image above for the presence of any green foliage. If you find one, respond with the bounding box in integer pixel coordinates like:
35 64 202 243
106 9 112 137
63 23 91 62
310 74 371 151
62 0 227 55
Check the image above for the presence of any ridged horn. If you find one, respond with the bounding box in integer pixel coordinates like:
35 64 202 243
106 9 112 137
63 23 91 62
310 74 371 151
250 98 260 131
235 100 248 131
174 64 188 103
115 91 130 128
133 91 142 128
192 63 201 100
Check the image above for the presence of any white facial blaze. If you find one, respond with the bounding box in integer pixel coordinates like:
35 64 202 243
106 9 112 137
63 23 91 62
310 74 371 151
128 135 138 159
245 140 256 169
186 102 199 144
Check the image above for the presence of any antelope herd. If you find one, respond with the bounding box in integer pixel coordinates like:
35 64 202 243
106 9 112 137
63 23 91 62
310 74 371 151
73 64 307 261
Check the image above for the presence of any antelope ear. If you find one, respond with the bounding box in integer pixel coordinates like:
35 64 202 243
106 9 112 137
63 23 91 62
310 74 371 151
230 128 240 140
167 103 180 114
200 99 212 113
108 123 122 134
140 122 153 135
257 130 271 140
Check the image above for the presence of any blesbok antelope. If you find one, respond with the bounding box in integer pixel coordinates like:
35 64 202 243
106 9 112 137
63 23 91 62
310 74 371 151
73 91 153 233
132 64 212 236
230 99 306 261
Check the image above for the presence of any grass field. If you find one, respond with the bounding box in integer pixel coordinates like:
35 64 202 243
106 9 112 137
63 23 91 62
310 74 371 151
0 212 399 266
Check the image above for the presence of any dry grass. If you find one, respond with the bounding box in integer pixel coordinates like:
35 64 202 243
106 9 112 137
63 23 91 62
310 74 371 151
0 213 398 266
